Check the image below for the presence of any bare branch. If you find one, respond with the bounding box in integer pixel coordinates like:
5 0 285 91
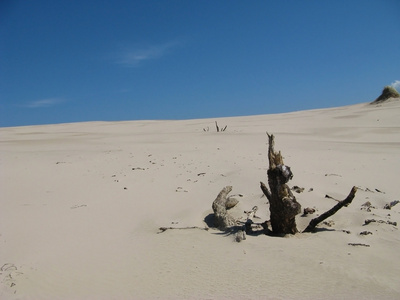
260 181 271 201
303 186 357 233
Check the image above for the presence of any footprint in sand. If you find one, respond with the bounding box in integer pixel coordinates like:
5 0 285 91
1 263 24 294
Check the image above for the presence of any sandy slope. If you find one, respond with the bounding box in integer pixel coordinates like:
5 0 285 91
1 100 399 299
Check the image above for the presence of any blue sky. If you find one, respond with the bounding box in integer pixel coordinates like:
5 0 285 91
1 0 399 127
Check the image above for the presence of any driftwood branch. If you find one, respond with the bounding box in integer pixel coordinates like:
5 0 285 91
303 186 357 233
212 186 237 230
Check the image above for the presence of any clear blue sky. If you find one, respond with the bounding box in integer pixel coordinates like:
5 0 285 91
1 0 399 127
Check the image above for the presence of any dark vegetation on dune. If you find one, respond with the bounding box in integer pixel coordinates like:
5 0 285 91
372 86 400 104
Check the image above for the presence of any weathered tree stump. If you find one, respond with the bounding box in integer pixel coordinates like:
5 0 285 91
260 133 301 234
212 186 237 230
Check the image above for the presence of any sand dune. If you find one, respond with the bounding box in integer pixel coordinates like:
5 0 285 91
1 100 400 299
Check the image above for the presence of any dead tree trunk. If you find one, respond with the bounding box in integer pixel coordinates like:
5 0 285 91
260 133 301 234
212 186 236 230
215 121 220 132
303 186 357 233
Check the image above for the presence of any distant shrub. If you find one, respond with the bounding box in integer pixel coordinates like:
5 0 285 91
384 85 400 95
372 86 400 103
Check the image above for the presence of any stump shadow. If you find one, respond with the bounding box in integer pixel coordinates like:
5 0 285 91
204 213 215 228
204 213 270 237
308 227 336 233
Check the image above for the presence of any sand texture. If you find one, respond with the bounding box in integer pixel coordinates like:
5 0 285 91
1 100 400 299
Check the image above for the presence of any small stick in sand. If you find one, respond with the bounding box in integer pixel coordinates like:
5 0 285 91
158 226 209 234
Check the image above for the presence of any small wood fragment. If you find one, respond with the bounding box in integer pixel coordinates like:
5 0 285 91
303 207 315 215
292 186 304 193
359 231 373 235
348 243 370 247
364 219 397 226
384 200 400 210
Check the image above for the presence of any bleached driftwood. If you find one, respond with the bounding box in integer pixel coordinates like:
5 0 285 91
212 186 237 230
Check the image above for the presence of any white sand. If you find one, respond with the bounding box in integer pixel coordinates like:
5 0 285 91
1 100 399 299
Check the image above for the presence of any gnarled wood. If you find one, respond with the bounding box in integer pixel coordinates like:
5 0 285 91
261 133 301 234
212 186 237 230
